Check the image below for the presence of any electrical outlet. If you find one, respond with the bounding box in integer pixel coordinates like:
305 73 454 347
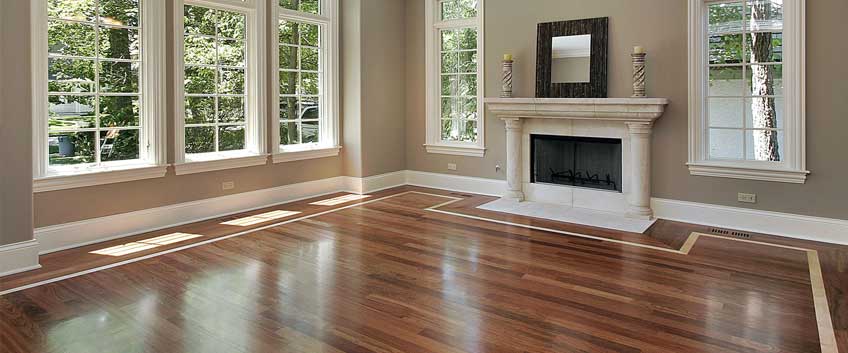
222 181 235 191
447 163 458 171
737 193 757 203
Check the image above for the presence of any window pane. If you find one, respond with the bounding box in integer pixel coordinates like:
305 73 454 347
708 98 743 128
301 47 319 71
299 97 319 120
280 71 297 95
98 27 140 60
219 125 245 151
441 52 458 73
458 28 477 50
48 0 97 22
708 66 743 96
280 121 300 145
441 75 457 96
99 61 139 93
300 72 319 95
300 23 319 47
49 58 96 93
279 21 297 45
218 39 245 67
279 97 297 120
441 30 457 51
709 129 744 160
219 68 245 95
709 34 743 64
302 121 319 143
99 0 140 27
217 11 245 40
746 64 783 96
100 129 139 162
185 127 215 154
48 95 96 130
184 5 216 36
185 35 216 65
459 97 477 120
462 120 477 142
440 98 457 120
458 51 477 73
48 20 96 57
185 97 215 124
746 0 783 31
279 45 298 70
459 74 477 96
708 2 743 35
185 67 216 94
440 0 477 20
219 97 245 123
100 95 140 127
746 97 784 129
746 129 783 161
441 119 476 142
747 32 782 63
49 131 96 166
280 0 319 15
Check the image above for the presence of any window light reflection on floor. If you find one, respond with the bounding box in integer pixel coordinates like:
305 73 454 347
90 233 205 257
309 194 371 206
221 210 302 227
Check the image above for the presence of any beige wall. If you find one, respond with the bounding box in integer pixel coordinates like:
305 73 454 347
406 0 848 220
0 1 35 245
31 2 345 228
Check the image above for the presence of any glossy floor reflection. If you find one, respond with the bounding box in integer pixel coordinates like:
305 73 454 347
1 189 846 353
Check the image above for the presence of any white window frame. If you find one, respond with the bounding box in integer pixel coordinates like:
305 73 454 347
174 0 268 175
688 0 808 183
424 0 486 158
31 0 168 193
271 0 340 164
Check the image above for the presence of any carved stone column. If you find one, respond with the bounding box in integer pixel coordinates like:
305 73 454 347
626 122 653 219
503 118 525 201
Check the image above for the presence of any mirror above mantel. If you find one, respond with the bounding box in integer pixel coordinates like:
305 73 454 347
536 17 609 98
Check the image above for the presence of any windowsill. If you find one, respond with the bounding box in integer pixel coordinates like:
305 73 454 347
687 162 809 184
34 163 168 193
174 151 269 176
424 143 486 157
273 145 342 163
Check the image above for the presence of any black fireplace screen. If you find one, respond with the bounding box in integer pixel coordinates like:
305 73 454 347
531 135 622 192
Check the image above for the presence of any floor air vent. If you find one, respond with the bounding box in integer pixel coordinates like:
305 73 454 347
710 228 752 239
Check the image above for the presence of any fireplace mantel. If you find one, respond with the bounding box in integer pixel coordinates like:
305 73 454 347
485 97 669 122
484 97 670 220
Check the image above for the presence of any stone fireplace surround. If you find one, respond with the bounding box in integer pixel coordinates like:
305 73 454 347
485 98 669 221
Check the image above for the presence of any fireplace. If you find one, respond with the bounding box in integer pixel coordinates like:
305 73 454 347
531 135 622 192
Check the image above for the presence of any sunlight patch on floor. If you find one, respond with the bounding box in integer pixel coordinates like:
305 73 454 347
90 233 205 257
221 210 302 227
309 194 371 206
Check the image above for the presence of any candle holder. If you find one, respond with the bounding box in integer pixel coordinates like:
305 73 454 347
632 53 647 98
501 59 514 98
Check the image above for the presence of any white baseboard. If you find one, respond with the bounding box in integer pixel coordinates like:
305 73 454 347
30 170 848 259
405 170 505 197
652 198 848 246
0 240 41 276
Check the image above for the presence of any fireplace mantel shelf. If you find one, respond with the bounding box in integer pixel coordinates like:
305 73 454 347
485 97 669 123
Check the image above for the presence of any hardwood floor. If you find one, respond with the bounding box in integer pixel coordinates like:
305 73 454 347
1 186 846 353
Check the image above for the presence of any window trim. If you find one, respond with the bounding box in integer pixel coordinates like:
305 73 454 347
173 0 269 175
424 0 486 158
31 0 168 193
271 0 341 163
687 0 808 183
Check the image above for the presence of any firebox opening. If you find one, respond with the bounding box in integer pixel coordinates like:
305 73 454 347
531 135 623 192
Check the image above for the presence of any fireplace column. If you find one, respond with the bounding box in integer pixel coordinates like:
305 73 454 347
626 122 654 219
503 118 525 201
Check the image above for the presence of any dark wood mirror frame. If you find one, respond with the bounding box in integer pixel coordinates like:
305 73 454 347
535 17 609 98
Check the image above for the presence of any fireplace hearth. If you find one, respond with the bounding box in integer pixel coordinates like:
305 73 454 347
531 135 622 192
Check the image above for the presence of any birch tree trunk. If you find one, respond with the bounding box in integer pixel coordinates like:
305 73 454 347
749 1 781 161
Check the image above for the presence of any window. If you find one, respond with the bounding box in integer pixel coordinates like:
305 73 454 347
688 0 807 183
174 0 267 175
425 0 485 157
32 0 167 192
272 0 340 163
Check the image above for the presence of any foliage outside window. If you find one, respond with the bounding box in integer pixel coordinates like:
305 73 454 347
183 5 248 155
425 0 485 157
688 0 807 183
46 0 143 168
